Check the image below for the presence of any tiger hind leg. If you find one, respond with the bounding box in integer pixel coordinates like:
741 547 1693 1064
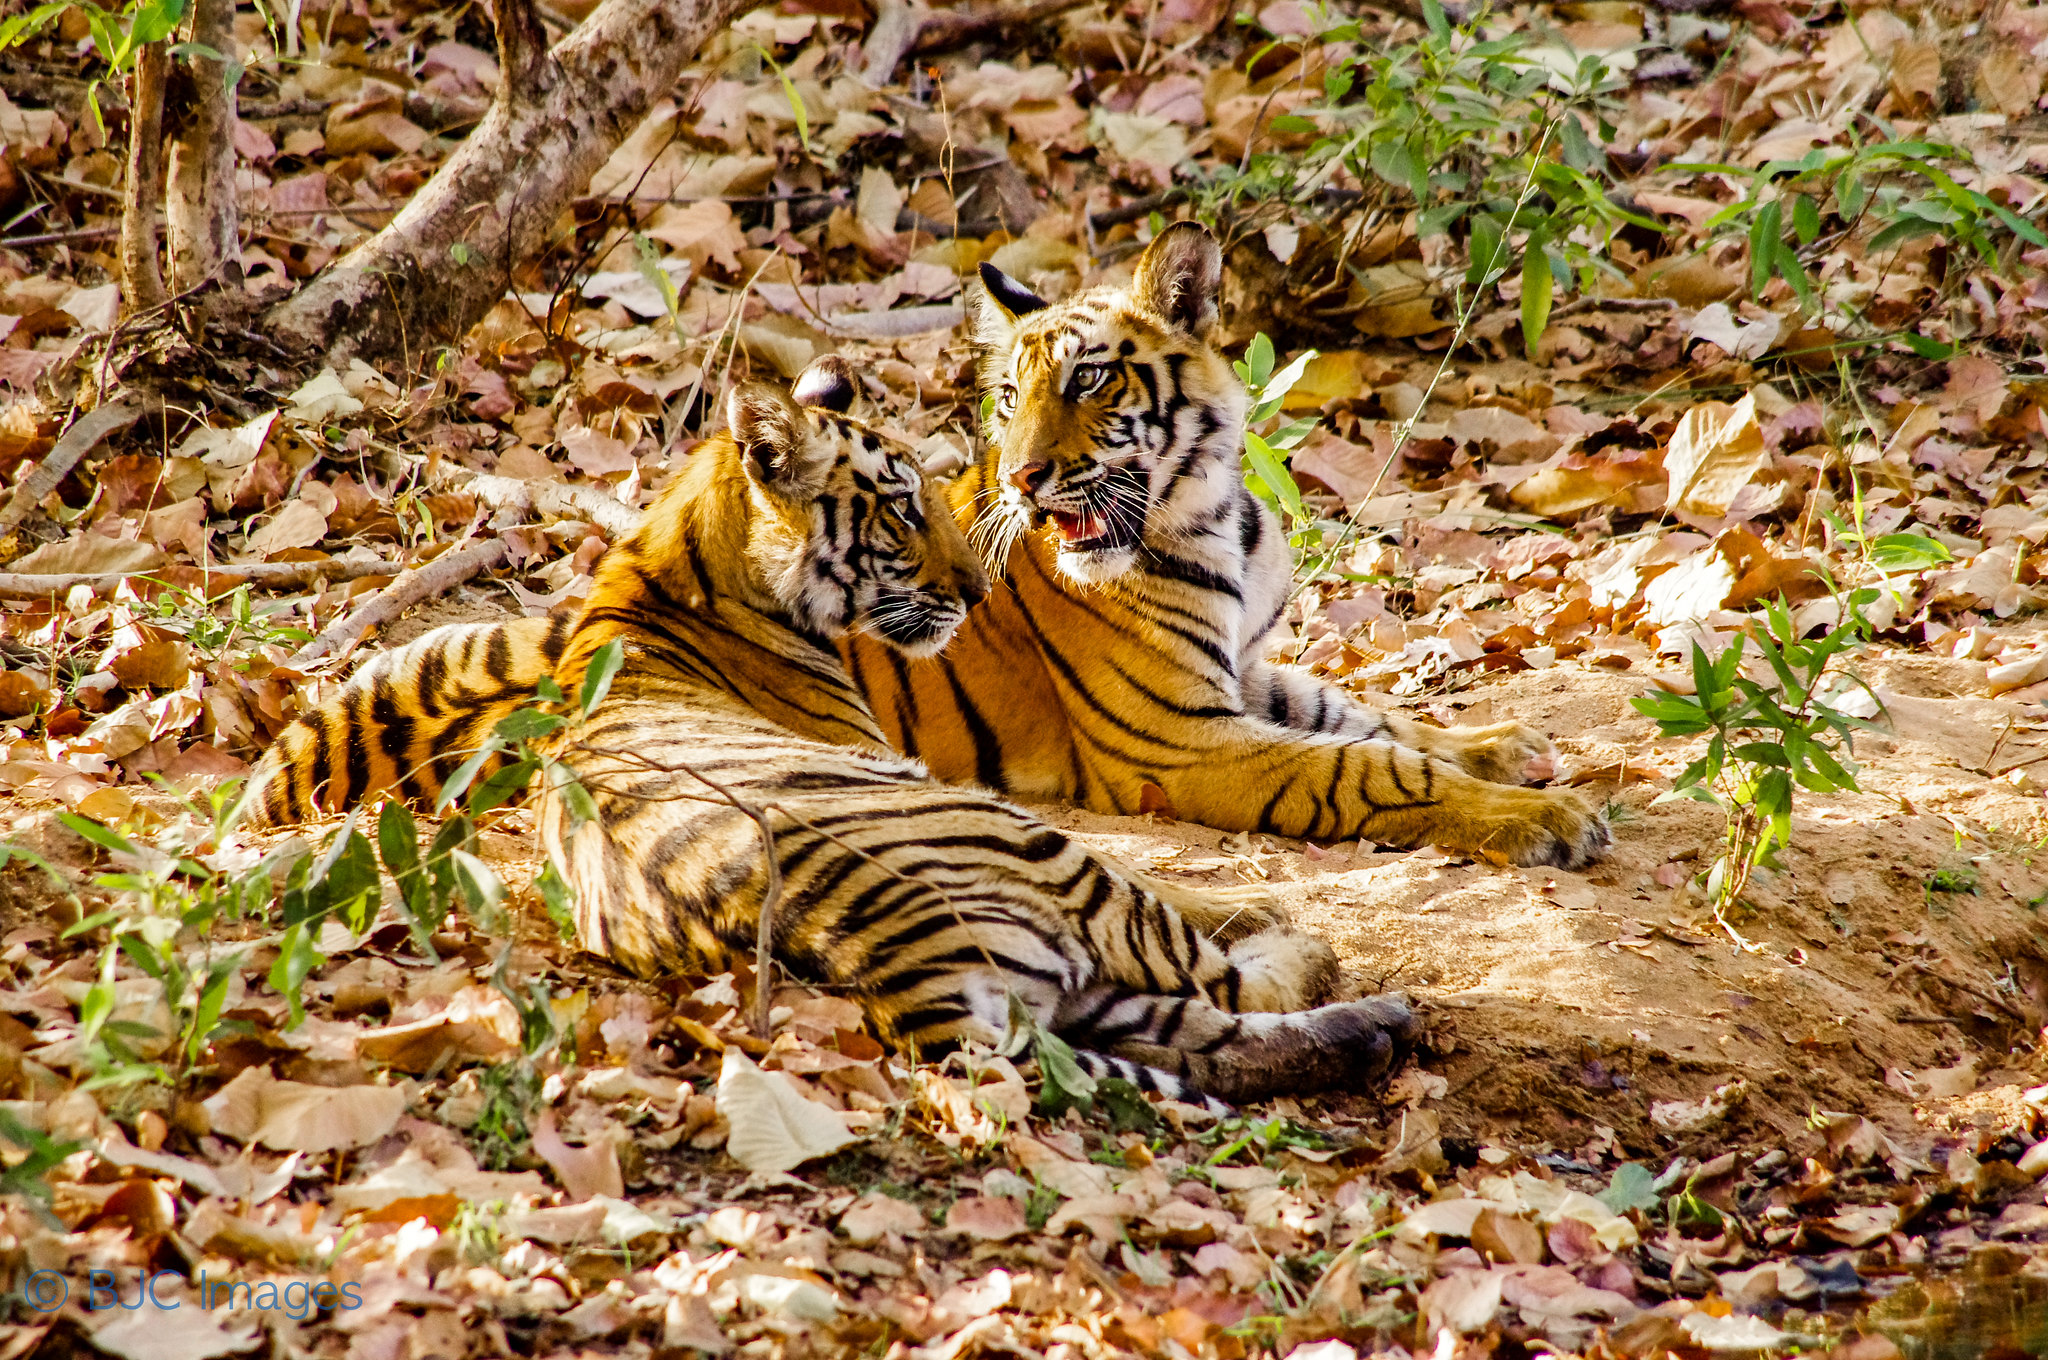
1053 985 1417 1106
1126 871 1286 943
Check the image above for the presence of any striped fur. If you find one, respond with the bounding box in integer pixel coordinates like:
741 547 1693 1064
839 224 1611 868
249 614 571 827
257 363 1418 1103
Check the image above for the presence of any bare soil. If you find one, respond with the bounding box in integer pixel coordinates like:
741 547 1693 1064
1043 655 2048 1163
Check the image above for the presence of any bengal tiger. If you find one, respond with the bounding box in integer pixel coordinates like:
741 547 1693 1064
253 361 1417 1104
251 227 1607 868
839 222 1611 869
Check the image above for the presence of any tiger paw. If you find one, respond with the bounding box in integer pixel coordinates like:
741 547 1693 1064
1433 721 1557 786
1226 929 1342 1011
1477 787 1611 869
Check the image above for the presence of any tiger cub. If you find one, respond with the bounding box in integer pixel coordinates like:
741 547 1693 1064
260 362 1418 1104
839 223 1611 869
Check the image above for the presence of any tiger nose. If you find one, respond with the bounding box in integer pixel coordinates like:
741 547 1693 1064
959 576 988 610
1009 460 1052 495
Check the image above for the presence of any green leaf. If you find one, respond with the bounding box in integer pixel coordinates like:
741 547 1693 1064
268 921 325 1029
495 708 566 743
1869 532 1952 572
131 0 189 46
378 801 439 960
450 848 508 935
1032 1024 1098 1116
1598 1162 1660 1214
57 813 138 857
468 757 539 818
1774 239 1814 309
0 1106 83 1205
1239 332 1275 389
1748 200 1782 297
1520 244 1553 360
1415 202 1468 239
1557 115 1600 173
1898 332 1957 361
1261 346 1319 411
548 759 600 830
535 860 577 942
1243 433 1306 523
188 955 242 1064
436 737 505 814
1468 214 1507 288
754 43 812 153
579 639 625 717
1792 194 1821 244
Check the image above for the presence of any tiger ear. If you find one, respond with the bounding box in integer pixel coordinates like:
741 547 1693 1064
973 261 1048 340
792 354 858 413
1131 221 1221 334
728 383 824 493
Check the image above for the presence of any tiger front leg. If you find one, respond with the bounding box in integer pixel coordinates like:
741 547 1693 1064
1142 725 1611 868
1052 985 1418 1104
1244 661 1560 787
1376 713 1560 786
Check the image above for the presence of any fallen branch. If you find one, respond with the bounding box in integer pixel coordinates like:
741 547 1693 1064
1089 188 1188 232
0 399 151 533
861 0 1094 84
462 474 644 541
286 538 509 669
260 0 750 368
0 557 406 600
0 227 122 249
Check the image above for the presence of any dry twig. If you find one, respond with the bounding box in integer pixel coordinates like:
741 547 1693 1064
0 399 152 533
285 538 509 668
0 557 406 599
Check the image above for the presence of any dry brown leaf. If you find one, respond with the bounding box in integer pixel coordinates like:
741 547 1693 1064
532 1107 626 1200
0 672 48 717
717 1048 860 1173
85 1299 260 1360
1663 395 1766 518
9 534 164 576
946 1194 1030 1241
1889 41 1942 111
201 1065 406 1151
840 1190 927 1244
357 986 521 1072
109 639 191 692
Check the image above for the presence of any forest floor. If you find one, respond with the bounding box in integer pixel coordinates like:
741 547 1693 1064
2 0 2048 1353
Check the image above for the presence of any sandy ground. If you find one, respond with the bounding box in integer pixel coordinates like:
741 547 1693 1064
1041 652 2048 1163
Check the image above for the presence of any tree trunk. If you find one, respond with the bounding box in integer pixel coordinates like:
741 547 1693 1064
164 0 242 298
261 0 749 370
119 42 169 316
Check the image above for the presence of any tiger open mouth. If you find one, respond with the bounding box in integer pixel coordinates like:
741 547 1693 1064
1048 507 1134 553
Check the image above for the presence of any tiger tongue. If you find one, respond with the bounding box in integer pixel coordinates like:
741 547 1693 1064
1051 509 1106 543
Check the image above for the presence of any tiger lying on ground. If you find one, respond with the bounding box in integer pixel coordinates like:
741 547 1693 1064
251 226 1606 868
254 361 1417 1105
840 222 1611 869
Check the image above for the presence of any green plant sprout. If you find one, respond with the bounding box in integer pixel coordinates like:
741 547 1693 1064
1203 0 1646 360
1235 331 1322 540
0 0 190 127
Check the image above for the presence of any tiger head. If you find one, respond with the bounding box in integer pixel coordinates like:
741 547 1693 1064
728 356 988 655
970 223 1247 585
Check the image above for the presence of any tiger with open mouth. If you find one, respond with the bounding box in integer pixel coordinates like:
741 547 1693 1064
840 223 1611 869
